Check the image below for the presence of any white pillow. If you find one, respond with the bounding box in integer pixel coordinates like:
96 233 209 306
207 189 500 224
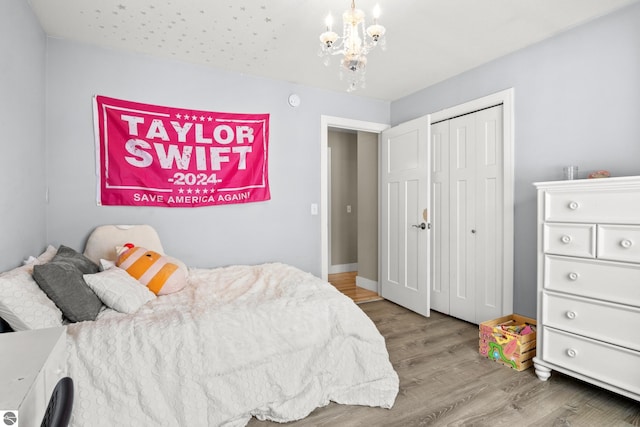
83 225 165 264
35 245 58 263
0 246 64 331
99 258 116 271
83 268 155 314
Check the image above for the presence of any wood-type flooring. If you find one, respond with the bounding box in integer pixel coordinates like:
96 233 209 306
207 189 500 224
328 271 381 304
248 299 640 426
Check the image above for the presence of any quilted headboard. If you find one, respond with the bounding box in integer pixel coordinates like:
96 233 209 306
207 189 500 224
83 225 165 264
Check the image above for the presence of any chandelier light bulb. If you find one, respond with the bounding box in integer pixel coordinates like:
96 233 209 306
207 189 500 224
325 13 334 31
373 4 381 21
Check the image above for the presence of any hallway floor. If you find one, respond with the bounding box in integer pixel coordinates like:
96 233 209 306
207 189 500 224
328 272 382 304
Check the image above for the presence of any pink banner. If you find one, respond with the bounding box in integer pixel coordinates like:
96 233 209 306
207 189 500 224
93 95 270 207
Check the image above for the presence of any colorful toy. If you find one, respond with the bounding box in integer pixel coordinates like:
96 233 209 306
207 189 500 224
488 342 517 370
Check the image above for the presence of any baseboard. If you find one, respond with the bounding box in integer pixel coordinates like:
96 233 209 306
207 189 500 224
329 263 358 274
356 275 378 293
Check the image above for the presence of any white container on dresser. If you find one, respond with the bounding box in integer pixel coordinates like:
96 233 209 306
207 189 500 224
0 327 66 427
533 176 640 402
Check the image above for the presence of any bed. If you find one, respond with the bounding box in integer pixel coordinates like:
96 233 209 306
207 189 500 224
0 225 399 426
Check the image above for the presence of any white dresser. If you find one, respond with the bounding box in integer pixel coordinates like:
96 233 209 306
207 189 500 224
533 176 640 401
0 327 67 427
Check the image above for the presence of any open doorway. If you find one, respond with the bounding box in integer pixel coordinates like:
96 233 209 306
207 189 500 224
327 128 380 303
327 130 358 275
320 116 388 300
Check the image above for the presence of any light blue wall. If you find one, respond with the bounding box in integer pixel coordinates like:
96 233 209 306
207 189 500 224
43 39 389 275
391 3 640 317
0 0 47 271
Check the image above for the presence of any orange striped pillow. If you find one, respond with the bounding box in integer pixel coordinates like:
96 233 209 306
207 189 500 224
116 246 186 295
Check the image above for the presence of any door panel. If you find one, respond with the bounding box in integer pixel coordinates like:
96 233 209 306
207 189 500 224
381 117 430 317
430 121 450 313
389 131 420 172
449 114 476 323
406 179 420 291
387 182 400 284
475 106 503 323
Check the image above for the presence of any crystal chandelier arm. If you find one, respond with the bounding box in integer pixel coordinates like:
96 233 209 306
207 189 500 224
366 24 385 42
366 4 385 44
320 30 339 49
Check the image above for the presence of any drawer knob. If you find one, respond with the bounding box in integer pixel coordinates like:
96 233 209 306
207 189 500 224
566 311 577 319
620 239 633 249
566 348 578 358
561 235 572 244
568 201 579 210
568 272 579 281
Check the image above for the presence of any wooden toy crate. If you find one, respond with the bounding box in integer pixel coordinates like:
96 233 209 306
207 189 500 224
479 314 537 371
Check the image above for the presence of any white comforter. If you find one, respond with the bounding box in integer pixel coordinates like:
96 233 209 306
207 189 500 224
66 263 399 426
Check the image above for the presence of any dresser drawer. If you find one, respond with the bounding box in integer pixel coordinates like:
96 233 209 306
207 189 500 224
544 255 640 306
544 189 640 223
542 327 640 396
542 292 640 352
543 223 595 258
597 224 640 263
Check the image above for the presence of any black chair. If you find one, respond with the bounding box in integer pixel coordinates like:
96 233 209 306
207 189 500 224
41 377 74 427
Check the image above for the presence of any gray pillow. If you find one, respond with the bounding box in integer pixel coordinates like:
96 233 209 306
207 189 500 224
33 245 103 322
54 245 100 274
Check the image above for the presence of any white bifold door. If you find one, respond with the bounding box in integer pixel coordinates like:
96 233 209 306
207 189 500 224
380 117 430 317
430 105 505 324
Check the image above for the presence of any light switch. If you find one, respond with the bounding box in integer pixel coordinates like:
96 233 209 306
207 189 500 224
311 203 318 215
347 205 352 213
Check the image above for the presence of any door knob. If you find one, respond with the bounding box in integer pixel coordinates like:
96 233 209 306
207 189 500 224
412 223 426 230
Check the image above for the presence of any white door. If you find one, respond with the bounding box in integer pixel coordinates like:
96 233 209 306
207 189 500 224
380 117 430 317
473 106 504 323
430 105 504 324
449 113 478 322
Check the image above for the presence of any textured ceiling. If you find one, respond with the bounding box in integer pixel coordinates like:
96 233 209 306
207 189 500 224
27 0 639 101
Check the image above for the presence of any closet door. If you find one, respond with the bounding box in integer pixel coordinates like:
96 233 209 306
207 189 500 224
448 113 477 322
474 105 503 323
430 105 504 324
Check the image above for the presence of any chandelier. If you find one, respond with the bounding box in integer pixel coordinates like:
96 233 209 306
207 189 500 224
318 1 386 92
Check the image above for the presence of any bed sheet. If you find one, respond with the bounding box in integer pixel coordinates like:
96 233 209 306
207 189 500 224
66 263 398 426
